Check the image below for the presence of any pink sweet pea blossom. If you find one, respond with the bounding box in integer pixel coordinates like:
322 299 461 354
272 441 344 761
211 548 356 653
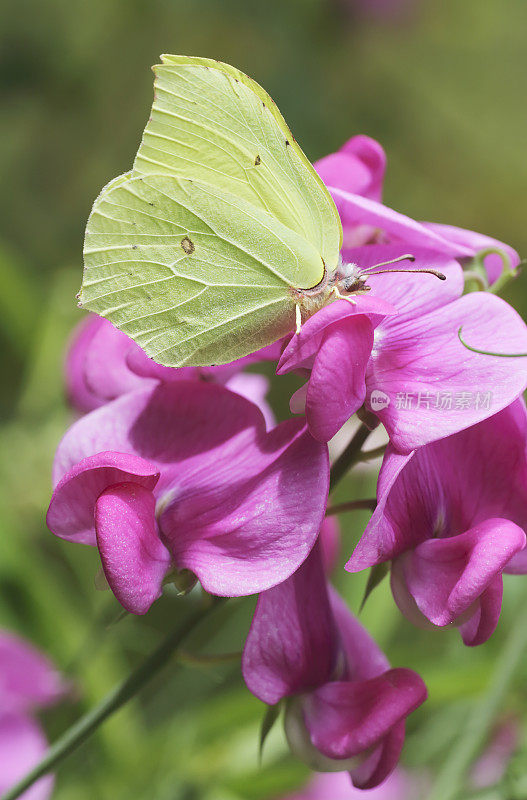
315 136 386 248
314 136 386 204
243 544 426 789
277 768 412 800
47 382 329 614
65 314 278 428
320 137 519 282
278 244 527 449
348 399 527 645
0 630 66 800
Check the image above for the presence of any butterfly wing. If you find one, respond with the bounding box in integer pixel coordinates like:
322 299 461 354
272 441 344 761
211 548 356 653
133 55 342 275
80 56 342 365
82 173 327 366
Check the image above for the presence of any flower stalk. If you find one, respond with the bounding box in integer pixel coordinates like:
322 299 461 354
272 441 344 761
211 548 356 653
326 498 377 515
329 423 373 492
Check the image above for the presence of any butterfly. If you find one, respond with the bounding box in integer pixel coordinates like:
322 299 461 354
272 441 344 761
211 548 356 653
80 55 344 366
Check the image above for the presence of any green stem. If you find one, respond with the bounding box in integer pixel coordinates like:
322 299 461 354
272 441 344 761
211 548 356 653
356 444 386 463
462 269 489 292
176 649 241 667
326 499 377 515
428 588 527 800
1 597 225 800
329 423 373 492
479 248 517 295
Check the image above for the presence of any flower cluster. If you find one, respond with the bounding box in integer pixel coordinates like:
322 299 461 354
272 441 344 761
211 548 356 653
46 134 527 790
243 543 426 788
0 631 66 799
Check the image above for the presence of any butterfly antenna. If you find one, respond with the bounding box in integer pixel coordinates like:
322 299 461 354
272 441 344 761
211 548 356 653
368 267 446 280
361 254 416 273
361 254 446 281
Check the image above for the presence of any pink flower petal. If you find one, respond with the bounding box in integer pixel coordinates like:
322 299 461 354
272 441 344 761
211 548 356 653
285 768 410 800
0 632 65 713
278 297 395 375
95 484 171 615
391 520 525 637
349 400 527 571
303 670 426 761
0 713 53 800
47 451 160 545
305 315 373 442
159 418 328 596
225 373 275 430
83 318 156 402
328 188 474 257
315 135 386 202
51 383 329 597
458 576 503 647
349 722 406 791
329 589 390 680
343 245 464 323
367 292 527 452
346 446 411 571
64 314 107 413
423 222 520 283
242 544 337 705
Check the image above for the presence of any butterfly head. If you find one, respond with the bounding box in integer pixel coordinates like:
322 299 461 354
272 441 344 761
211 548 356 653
335 254 446 297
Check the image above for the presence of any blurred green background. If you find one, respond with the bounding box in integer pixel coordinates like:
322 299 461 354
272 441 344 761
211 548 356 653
1 0 527 798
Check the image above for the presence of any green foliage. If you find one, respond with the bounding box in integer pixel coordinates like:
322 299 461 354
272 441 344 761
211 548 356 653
259 703 282 763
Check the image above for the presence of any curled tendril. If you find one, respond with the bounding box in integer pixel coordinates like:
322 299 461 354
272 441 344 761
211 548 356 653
458 327 527 358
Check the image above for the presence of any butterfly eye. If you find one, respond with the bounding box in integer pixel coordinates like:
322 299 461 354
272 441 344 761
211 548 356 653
336 262 363 293
342 275 369 293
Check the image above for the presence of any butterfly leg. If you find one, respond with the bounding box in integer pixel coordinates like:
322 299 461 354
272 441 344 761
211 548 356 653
331 287 357 305
295 304 302 335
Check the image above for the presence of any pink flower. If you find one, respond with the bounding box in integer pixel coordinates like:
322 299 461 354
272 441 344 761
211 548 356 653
314 136 386 249
314 136 386 204
242 544 426 789
348 399 527 645
47 382 329 614
277 768 412 800
321 137 519 282
278 244 527 448
0 630 66 800
65 314 278 428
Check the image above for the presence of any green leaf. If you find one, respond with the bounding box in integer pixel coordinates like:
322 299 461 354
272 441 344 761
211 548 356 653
360 563 389 612
259 703 282 763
